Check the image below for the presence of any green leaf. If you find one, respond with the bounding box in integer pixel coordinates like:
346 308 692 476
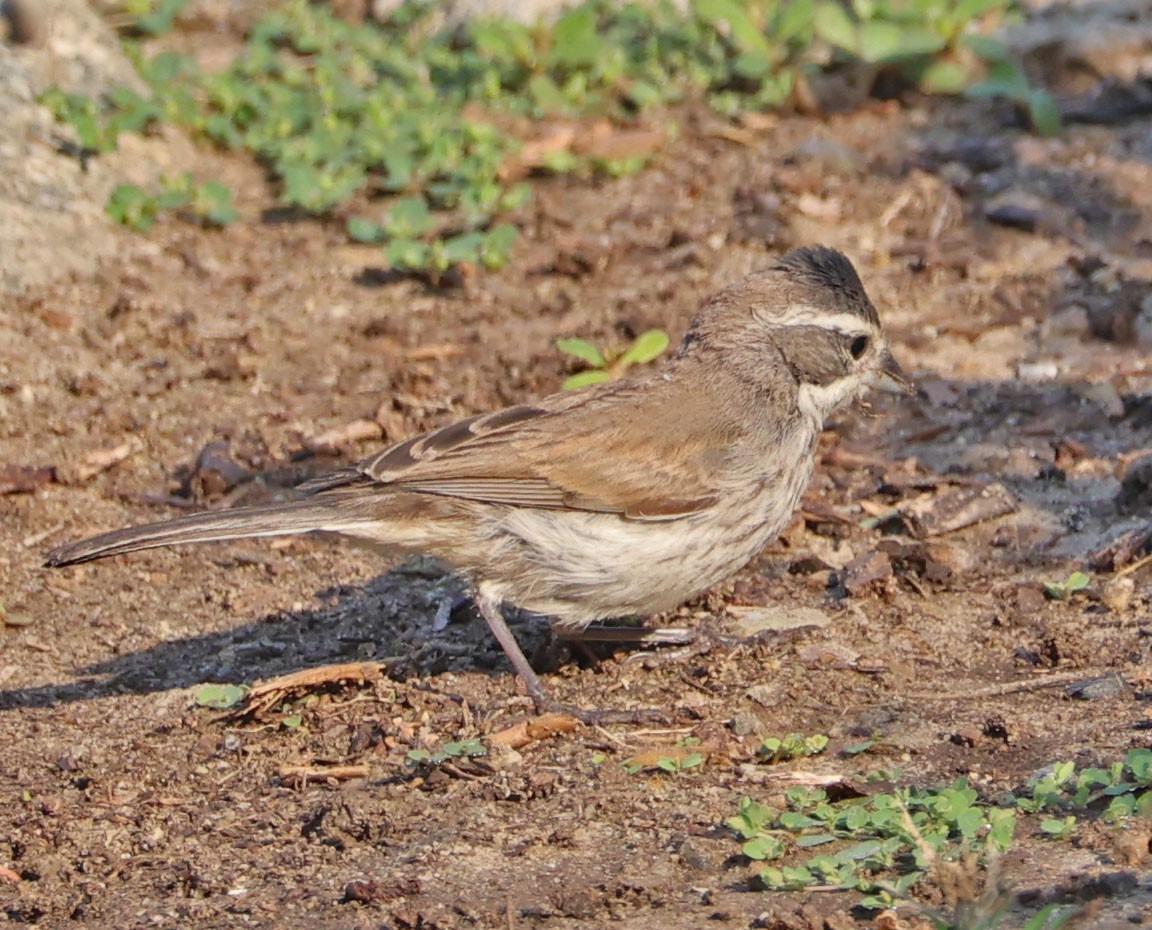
550 6 600 69
813 1 858 52
384 195 434 238
618 329 670 367
918 59 970 94
106 183 152 229
1126 748 1152 784
347 216 385 243
281 713 303 729
1064 571 1090 592
442 230 485 264
742 834 785 860
858 23 944 63
479 223 518 269
194 180 237 226
386 237 430 270
694 0 771 55
1040 816 1075 837
194 683 248 709
1027 89 1062 137
556 337 607 367
563 370 613 390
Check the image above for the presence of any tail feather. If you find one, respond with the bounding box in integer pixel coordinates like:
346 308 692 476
44 500 361 567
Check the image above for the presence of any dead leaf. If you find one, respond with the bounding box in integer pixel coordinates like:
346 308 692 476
490 712 581 749
900 482 1017 538
843 550 892 594
576 126 665 162
727 605 831 638
184 440 253 499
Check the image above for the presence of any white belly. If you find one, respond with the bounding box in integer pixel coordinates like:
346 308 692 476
477 448 817 628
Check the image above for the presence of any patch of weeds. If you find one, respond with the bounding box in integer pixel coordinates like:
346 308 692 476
107 173 237 230
1015 749 1152 824
728 778 1017 907
407 737 487 767
1042 571 1090 600
557 329 670 388
731 750 1152 910
194 682 248 709
758 731 830 763
45 0 1046 277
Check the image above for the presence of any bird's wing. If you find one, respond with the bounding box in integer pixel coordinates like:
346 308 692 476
340 384 735 520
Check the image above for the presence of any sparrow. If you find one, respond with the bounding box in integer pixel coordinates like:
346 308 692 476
46 246 909 720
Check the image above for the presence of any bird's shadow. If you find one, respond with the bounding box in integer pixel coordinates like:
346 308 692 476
0 559 555 711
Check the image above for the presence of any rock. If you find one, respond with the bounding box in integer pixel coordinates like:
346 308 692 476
0 0 193 293
727 605 831 638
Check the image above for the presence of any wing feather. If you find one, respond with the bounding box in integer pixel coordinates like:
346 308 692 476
312 373 738 519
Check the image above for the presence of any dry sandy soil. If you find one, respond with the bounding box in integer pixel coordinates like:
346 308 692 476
3 8 1152 929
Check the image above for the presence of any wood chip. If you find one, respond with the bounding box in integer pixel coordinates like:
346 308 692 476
900 482 1017 538
1088 524 1152 572
72 437 144 482
0 463 56 495
279 763 369 784
242 662 385 717
0 865 22 883
305 419 383 453
248 662 383 701
406 342 464 362
490 712 581 749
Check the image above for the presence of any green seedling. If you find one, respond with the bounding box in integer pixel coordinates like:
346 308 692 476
194 682 248 709
1042 571 1090 600
407 737 487 766
965 36 1062 136
107 174 237 230
557 329 670 389
758 731 829 763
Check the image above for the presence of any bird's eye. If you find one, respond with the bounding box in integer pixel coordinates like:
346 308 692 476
849 335 869 359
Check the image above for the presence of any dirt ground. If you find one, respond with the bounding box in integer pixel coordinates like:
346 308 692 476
4 12 1152 930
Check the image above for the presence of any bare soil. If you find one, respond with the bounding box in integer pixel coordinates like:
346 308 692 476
3 21 1152 930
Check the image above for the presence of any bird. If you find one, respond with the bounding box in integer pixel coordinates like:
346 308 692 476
46 246 909 721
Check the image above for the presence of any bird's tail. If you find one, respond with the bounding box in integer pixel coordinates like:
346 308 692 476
44 500 366 567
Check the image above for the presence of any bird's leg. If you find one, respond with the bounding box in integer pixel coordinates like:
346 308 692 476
473 586 668 726
473 586 552 706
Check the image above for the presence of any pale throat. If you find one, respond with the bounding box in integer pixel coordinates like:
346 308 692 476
796 376 864 426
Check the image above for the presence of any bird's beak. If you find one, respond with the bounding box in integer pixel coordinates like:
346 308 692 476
877 349 915 395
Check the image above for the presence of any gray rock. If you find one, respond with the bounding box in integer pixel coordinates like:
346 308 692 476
0 0 186 294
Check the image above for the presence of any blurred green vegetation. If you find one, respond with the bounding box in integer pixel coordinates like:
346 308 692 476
44 0 1054 275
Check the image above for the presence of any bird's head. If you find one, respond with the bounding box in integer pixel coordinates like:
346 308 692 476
681 246 910 424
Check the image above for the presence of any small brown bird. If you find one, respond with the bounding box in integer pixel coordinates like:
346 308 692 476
46 246 908 719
